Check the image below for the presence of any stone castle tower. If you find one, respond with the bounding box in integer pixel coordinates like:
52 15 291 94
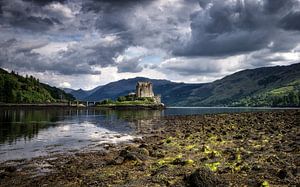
135 81 161 104
136 81 154 97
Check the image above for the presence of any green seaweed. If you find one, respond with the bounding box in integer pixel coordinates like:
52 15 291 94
205 162 220 172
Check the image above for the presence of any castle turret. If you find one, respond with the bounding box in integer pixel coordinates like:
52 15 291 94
135 81 161 104
136 81 154 98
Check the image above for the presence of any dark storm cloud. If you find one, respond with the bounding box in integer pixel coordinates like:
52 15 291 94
117 57 143 73
0 38 49 55
95 10 129 35
0 38 101 75
11 16 55 31
23 0 67 6
1 0 300 79
58 38 129 68
0 3 3 15
81 0 150 12
280 11 300 31
198 0 211 8
174 0 300 57
0 0 141 75
0 0 63 32
81 0 187 49
264 0 296 14
1 0 195 75
81 0 150 38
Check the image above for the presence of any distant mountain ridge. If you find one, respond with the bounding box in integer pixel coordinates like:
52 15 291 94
86 77 205 104
69 63 300 107
63 86 102 100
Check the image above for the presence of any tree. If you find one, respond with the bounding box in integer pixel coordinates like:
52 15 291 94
288 91 299 106
117 96 127 102
100 99 114 104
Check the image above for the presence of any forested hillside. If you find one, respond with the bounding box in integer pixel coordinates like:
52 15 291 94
178 63 300 107
0 69 75 103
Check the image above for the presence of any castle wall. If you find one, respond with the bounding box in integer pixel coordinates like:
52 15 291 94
154 95 161 104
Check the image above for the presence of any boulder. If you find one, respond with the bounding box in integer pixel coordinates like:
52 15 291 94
185 168 227 187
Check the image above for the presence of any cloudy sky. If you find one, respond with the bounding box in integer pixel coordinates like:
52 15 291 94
1 0 300 90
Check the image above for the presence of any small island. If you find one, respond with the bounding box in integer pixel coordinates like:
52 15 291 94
97 81 165 109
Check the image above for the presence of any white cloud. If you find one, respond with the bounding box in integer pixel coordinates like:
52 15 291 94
33 42 76 56
44 2 75 19
160 55 244 75
59 82 72 88
20 66 166 90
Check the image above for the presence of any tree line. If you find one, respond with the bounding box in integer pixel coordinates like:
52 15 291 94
0 69 74 103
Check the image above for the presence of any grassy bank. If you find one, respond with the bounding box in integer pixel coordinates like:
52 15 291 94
99 100 157 106
96 99 165 109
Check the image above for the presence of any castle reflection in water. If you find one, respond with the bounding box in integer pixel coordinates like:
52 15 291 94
0 107 164 144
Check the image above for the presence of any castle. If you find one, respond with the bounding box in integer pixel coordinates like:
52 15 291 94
135 81 161 103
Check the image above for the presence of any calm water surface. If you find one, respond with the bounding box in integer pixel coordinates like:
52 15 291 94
0 107 292 162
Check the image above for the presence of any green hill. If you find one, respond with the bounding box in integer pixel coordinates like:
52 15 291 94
0 69 75 103
231 80 300 107
176 63 300 107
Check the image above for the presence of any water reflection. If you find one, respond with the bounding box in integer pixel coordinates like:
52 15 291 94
0 108 164 161
0 108 62 144
0 108 163 144
0 106 288 162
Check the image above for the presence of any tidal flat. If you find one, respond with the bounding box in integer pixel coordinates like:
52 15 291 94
0 110 299 186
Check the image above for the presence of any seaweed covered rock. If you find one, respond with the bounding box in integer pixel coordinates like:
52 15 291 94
185 168 227 187
109 146 150 165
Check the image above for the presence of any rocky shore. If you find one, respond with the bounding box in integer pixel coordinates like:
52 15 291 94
0 110 299 186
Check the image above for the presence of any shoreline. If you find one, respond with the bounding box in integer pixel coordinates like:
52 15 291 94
1 103 299 110
168 106 300 109
0 110 299 186
0 103 83 107
0 103 166 109
95 103 165 110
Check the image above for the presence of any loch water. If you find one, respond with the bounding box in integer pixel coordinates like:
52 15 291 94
0 107 292 162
